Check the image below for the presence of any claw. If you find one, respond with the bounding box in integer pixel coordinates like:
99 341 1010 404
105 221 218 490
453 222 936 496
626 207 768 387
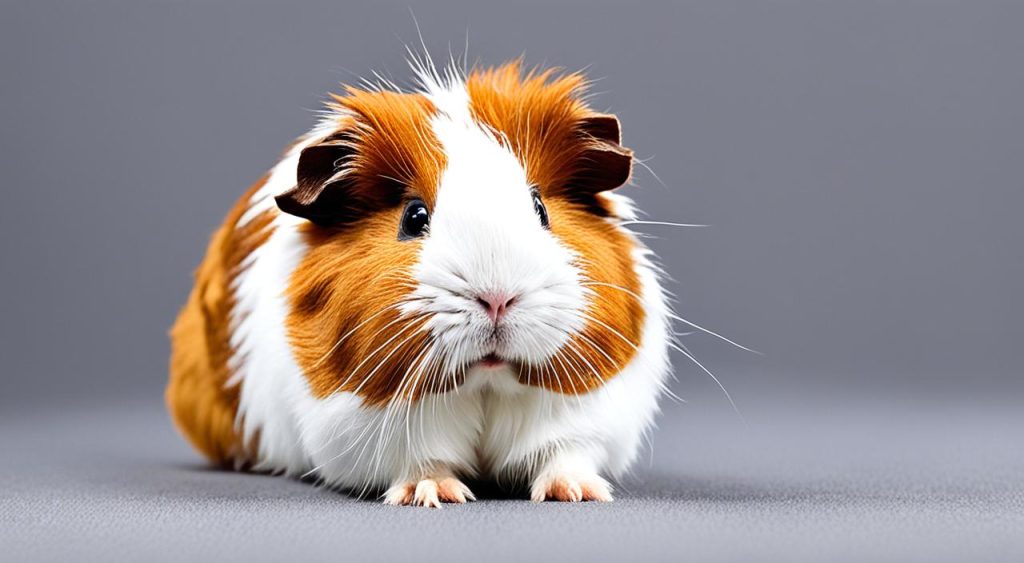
384 476 475 508
531 473 613 503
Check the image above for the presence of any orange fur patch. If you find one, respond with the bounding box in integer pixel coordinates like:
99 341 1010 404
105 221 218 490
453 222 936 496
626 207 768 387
167 176 274 465
327 89 445 208
286 92 450 405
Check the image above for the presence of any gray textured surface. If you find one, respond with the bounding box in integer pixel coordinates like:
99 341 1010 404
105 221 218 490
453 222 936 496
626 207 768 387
3 390 1023 562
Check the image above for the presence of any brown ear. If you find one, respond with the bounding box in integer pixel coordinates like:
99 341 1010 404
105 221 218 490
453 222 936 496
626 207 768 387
570 113 634 193
275 138 361 226
579 113 622 144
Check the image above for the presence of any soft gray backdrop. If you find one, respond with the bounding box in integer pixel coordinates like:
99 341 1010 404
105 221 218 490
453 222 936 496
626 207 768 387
1 1 1022 562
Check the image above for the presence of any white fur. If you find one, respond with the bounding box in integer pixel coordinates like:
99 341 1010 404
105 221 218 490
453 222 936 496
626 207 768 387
227 67 671 497
229 141 314 475
402 76 588 374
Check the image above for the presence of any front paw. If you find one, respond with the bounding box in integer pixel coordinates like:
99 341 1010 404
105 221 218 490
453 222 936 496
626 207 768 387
383 476 476 508
530 472 613 503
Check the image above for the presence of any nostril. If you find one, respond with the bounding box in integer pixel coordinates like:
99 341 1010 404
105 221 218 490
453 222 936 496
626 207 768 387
476 296 492 312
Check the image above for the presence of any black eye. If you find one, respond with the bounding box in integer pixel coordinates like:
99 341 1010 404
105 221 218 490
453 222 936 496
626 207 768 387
532 191 550 229
399 199 430 240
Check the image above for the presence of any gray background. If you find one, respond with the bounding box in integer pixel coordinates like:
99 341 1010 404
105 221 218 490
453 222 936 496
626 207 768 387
1 1 1022 562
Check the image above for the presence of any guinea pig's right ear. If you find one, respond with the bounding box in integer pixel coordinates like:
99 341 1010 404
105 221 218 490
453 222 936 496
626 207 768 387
275 137 360 226
569 113 634 194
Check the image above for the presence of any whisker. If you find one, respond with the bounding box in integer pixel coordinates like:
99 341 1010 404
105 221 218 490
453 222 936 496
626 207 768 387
630 155 667 190
550 349 584 407
303 334 433 481
325 314 424 397
669 313 761 355
582 279 757 354
311 304 404 370
669 341 746 427
348 320 429 397
618 220 708 228
577 311 639 352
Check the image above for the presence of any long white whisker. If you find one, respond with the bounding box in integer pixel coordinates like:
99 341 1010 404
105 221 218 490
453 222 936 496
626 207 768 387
339 317 425 395
669 341 746 427
669 313 761 355
618 220 708 228
311 304 404 369
348 323 428 397
582 280 757 354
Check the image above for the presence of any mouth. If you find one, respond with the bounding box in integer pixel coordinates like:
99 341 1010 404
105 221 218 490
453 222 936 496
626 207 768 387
476 353 507 368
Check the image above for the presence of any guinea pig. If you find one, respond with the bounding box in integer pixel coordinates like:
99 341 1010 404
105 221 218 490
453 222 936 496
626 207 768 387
167 60 671 507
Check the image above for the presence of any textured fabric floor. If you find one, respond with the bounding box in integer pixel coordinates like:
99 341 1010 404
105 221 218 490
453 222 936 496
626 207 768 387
2 391 1022 563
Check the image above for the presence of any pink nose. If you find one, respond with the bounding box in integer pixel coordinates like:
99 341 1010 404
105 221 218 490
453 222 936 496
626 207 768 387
476 293 516 323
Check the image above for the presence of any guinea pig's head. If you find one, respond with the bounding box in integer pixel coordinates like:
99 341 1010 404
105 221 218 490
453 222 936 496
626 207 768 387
278 63 645 406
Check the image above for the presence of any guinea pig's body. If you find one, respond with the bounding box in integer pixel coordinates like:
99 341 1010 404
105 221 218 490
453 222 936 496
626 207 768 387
168 62 671 506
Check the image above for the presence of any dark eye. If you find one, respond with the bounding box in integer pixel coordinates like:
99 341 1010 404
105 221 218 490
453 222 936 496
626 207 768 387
399 199 430 240
532 190 550 229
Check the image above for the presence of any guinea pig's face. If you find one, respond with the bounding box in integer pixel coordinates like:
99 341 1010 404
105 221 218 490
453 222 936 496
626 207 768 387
278 64 645 405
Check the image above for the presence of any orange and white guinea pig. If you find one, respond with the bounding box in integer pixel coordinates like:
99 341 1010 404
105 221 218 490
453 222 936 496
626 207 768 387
167 60 671 507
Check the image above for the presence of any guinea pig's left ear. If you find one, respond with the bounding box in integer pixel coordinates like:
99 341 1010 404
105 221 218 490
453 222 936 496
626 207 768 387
275 136 361 226
570 113 634 193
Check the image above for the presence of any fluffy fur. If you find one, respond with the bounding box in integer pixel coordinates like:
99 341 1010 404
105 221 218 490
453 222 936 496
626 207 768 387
167 59 671 506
